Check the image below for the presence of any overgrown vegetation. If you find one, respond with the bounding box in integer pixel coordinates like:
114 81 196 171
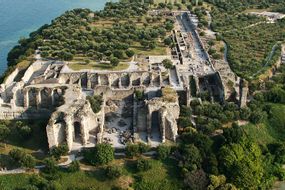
87 95 103 113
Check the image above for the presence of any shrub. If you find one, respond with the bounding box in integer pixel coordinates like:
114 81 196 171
43 157 58 174
0 124 10 141
9 148 26 162
87 95 103 113
138 142 150 153
68 160 80 172
9 148 36 168
84 143 114 165
250 110 267 124
50 143 69 160
125 143 140 158
21 154 36 169
126 50 135 57
162 59 173 69
29 175 48 189
135 90 144 101
136 158 152 172
164 37 172 46
157 144 172 160
110 57 120 66
19 126 32 139
105 166 123 179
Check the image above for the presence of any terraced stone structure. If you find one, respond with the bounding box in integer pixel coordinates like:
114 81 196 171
0 10 227 151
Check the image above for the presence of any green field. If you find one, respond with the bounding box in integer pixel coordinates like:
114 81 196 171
68 62 129 71
243 104 285 145
0 158 182 190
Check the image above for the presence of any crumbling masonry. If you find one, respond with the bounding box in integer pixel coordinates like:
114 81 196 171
0 11 227 151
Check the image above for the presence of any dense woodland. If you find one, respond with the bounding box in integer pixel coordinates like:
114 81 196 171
0 0 285 189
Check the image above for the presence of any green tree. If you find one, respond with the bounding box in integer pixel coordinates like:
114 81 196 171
136 158 152 171
223 123 244 144
180 144 202 171
84 143 114 165
68 160 80 172
218 141 264 189
43 157 58 174
0 124 10 141
138 142 150 153
157 144 172 160
110 57 120 66
162 59 173 69
125 143 140 158
50 143 69 160
250 110 267 124
126 49 135 57
240 107 251 120
19 126 32 139
87 95 103 113
105 165 123 179
21 154 36 169
9 148 26 163
164 37 172 46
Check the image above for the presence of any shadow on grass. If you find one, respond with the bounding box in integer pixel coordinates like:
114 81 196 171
161 158 182 180
3 119 49 152
0 154 19 169
85 168 108 182
124 159 138 174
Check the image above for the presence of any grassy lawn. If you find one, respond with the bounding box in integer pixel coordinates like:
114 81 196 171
68 62 129 71
243 103 285 145
131 158 182 190
0 174 31 190
0 157 182 190
130 42 168 56
56 170 116 190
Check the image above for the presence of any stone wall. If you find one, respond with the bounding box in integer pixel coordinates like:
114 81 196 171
146 96 180 143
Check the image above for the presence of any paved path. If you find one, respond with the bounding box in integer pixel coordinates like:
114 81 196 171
0 168 26 175
0 154 83 175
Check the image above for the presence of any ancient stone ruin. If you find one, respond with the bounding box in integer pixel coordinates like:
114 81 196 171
0 10 229 151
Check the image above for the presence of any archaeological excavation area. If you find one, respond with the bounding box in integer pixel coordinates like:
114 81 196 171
0 10 228 151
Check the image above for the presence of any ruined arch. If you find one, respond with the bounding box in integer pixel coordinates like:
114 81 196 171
150 110 161 142
52 88 64 106
100 75 109 86
40 88 51 108
142 73 151 86
111 74 120 89
28 88 37 108
121 74 130 88
80 73 88 88
15 89 24 107
73 121 82 143
132 74 141 86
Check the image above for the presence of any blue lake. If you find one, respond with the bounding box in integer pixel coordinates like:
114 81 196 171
0 0 113 74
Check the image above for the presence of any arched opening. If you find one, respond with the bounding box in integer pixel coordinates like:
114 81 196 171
111 78 119 88
52 88 64 106
132 78 140 86
121 74 130 87
142 75 151 86
100 75 109 86
80 73 88 88
73 121 82 143
40 88 51 108
16 89 24 107
150 111 161 142
28 89 37 108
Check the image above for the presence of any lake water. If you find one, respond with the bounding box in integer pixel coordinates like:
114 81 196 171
0 0 113 74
